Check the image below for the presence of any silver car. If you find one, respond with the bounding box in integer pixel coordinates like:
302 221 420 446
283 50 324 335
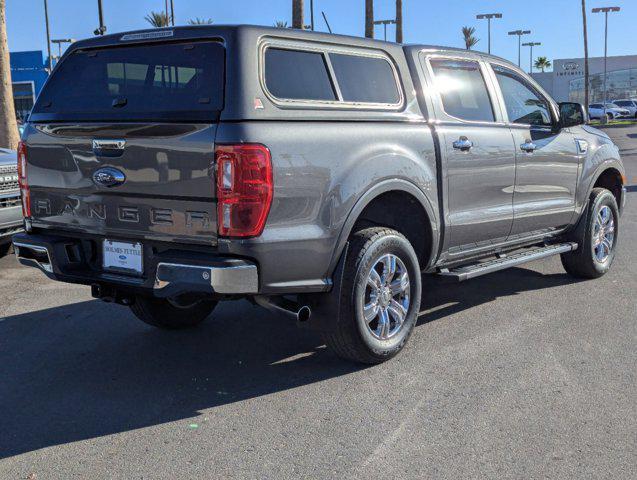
0 148 22 256
611 99 637 118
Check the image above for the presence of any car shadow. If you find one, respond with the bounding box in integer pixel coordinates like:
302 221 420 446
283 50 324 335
0 266 580 459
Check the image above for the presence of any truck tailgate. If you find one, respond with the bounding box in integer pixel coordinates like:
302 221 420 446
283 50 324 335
26 123 218 245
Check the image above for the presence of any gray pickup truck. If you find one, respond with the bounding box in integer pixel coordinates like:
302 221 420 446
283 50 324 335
13 26 626 363
0 148 22 256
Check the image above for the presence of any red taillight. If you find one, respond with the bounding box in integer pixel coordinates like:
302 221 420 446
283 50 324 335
17 141 31 217
215 144 273 238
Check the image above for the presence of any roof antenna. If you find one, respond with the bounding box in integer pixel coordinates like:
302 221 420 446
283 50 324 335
321 11 333 34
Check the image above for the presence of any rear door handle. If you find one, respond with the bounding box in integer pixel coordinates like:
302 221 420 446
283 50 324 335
520 141 537 153
452 137 473 151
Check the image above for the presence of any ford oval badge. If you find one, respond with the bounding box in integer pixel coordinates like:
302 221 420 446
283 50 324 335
92 167 126 188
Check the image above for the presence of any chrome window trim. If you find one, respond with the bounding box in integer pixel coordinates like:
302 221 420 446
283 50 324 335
420 52 506 127
258 38 405 111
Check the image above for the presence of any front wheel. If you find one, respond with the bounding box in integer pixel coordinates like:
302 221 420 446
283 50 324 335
322 227 422 364
130 295 218 329
561 188 619 279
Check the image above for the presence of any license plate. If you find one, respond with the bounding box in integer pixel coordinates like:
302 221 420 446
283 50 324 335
103 240 143 275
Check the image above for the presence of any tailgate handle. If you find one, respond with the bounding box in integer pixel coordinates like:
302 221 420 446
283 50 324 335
93 139 126 157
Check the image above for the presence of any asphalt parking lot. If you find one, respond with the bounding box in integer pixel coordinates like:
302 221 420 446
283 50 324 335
1 126 636 479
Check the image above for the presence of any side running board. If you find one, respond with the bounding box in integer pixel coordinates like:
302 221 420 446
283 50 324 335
438 242 578 282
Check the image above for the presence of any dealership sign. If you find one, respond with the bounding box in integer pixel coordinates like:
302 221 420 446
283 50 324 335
557 62 583 77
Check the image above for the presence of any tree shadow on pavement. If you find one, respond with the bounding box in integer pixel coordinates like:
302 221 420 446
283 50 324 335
0 266 580 459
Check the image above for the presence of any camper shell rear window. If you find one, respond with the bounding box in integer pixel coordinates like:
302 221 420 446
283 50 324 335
31 41 225 122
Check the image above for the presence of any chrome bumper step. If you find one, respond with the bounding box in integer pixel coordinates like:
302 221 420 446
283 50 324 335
437 242 578 281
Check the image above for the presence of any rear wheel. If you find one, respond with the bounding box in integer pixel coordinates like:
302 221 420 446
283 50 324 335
561 188 619 279
130 295 218 329
322 227 422 364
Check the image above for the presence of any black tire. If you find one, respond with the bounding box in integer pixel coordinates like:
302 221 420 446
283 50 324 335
0 243 11 258
322 227 422 364
130 295 218 329
607 112 614 120
561 188 619 279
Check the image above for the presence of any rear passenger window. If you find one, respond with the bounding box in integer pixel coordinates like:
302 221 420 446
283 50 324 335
264 48 336 101
430 59 495 122
329 53 400 104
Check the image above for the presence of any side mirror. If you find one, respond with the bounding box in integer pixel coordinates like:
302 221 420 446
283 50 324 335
559 102 588 128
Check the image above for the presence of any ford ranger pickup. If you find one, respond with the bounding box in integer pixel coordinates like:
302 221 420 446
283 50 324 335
13 26 627 363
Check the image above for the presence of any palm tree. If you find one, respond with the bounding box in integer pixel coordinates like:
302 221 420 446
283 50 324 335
462 26 479 50
396 0 403 43
188 18 213 25
365 0 374 38
292 0 304 29
274 20 288 28
534 56 552 72
145 11 170 28
0 0 18 150
581 0 590 107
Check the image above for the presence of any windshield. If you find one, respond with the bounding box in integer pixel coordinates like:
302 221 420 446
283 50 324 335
31 41 225 122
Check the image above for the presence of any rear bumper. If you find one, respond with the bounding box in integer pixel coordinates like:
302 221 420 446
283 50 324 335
12 232 259 298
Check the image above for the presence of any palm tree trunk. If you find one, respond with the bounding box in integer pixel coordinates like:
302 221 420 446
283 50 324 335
292 0 304 29
395 0 403 43
0 0 18 150
582 0 590 106
365 0 374 39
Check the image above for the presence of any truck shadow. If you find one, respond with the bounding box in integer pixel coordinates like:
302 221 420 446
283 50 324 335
418 268 580 326
0 267 579 459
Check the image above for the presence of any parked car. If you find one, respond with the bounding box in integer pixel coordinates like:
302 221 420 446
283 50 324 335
0 148 22 257
611 99 637 118
13 26 626 363
588 103 631 120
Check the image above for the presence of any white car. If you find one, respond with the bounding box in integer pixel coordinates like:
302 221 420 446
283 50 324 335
588 103 631 120
611 99 637 118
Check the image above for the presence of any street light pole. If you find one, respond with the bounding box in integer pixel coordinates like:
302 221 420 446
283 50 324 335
43 0 52 72
373 19 396 41
310 0 314 30
476 13 502 54
592 7 620 117
508 30 531 67
522 41 541 74
51 38 74 60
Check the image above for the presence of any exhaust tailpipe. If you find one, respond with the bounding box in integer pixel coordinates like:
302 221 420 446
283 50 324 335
254 296 311 323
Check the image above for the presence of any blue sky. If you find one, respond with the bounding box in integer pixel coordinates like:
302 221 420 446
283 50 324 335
7 0 637 69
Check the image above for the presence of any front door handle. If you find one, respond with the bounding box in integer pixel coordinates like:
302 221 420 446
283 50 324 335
452 137 473 151
520 141 537 152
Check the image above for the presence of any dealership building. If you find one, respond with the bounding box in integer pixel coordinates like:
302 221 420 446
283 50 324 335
531 54 637 104
10 50 51 121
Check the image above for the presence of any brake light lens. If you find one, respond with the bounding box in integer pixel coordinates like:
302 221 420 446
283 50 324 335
17 141 31 217
215 144 273 237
